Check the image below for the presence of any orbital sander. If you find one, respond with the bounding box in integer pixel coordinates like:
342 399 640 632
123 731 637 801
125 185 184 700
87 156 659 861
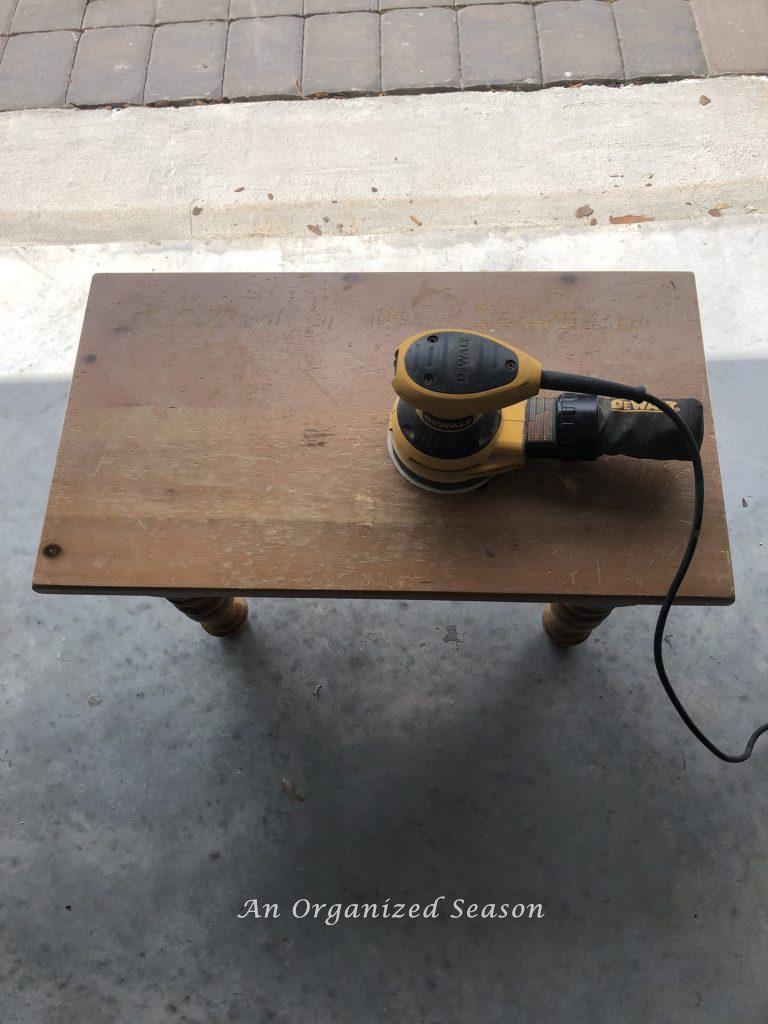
387 329 703 492
386 329 768 763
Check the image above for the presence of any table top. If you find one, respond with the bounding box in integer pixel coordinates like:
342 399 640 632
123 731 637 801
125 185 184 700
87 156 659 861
33 272 734 605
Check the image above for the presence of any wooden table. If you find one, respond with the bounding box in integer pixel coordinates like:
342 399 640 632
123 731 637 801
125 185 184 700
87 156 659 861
33 272 734 644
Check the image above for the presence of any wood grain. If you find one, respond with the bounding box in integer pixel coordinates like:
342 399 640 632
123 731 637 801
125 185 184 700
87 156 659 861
33 272 734 604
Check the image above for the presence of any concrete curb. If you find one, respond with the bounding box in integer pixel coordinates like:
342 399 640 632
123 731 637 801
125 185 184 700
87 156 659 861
1 77 766 244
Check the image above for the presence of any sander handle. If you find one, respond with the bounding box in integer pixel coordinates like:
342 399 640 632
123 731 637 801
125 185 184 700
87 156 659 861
540 369 647 402
524 393 704 462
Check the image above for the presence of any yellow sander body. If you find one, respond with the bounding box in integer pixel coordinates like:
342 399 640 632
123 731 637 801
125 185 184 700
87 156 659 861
387 329 703 493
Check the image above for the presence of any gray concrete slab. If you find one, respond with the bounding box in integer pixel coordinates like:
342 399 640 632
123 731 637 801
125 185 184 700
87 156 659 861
691 0 768 76
1 78 767 243
10 0 86 32
380 0 452 9
0 30 78 110
144 19 227 103
536 0 623 86
1 217 768 1021
302 11 381 96
0 0 16 33
224 16 303 100
614 0 707 81
458 3 540 89
68 26 154 106
459 0 523 6
230 0 302 16
305 0 377 14
82 0 156 28
381 7 460 92
155 0 228 22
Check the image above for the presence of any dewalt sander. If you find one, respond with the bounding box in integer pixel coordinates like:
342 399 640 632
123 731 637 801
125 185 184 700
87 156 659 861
387 329 768 763
388 330 703 492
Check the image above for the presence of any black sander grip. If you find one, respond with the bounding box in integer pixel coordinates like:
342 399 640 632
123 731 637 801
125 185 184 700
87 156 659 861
524 393 704 462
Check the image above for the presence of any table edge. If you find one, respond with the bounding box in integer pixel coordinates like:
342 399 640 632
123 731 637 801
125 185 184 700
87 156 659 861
31 583 736 607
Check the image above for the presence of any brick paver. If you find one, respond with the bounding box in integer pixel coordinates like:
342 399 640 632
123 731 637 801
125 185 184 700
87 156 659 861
613 0 707 81
0 0 16 33
0 30 78 109
156 0 228 23
303 11 380 96
381 0 451 10
82 0 155 27
0 0 766 112
224 15 302 99
68 25 153 105
381 7 459 93
458 4 540 89
536 0 622 86
230 0 301 15
145 19 227 103
305 0 377 14
11 0 87 32
691 0 768 76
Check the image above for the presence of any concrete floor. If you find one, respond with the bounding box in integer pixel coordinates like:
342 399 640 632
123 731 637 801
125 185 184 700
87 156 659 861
2 78 768 246
2 218 768 1022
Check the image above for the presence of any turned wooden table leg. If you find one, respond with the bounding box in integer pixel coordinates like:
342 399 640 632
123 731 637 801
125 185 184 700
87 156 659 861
542 603 613 647
168 596 249 637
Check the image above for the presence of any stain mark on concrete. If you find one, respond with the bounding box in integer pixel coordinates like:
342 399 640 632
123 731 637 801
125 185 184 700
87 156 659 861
281 778 305 804
609 214 654 224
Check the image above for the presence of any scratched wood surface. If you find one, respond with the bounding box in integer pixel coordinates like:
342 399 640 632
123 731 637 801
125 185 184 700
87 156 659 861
33 272 734 604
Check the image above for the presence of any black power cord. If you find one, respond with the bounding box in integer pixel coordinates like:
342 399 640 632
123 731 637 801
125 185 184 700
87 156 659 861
540 370 768 763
